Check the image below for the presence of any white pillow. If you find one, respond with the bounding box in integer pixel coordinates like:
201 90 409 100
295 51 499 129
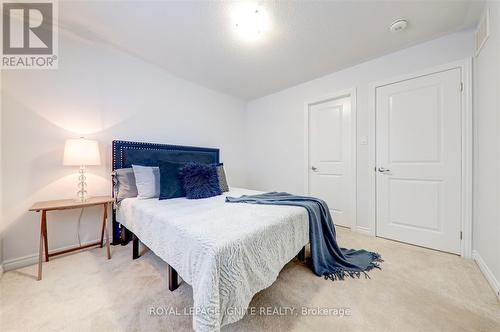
132 165 160 199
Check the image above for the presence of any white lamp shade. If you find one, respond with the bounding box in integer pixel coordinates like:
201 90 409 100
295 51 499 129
63 138 101 166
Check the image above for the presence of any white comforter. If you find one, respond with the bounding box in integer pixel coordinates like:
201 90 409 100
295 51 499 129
117 188 309 331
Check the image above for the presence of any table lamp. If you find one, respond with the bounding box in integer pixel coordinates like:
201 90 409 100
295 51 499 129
63 137 101 202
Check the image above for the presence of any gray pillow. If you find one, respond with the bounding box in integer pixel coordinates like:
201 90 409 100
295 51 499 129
216 164 229 192
132 165 160 199
113 168 138 202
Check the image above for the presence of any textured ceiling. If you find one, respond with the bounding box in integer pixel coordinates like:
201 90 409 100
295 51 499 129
60 1 483 100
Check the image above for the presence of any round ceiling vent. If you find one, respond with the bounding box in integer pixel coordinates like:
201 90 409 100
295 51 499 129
390 19 408 32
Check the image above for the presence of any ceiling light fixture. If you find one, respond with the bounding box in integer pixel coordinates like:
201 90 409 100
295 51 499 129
232 3 270 42
389 19 408 32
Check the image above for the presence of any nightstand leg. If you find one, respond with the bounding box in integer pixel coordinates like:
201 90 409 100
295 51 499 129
42 211 48 262
38 210 46 280
100 205 106 248
104 203 111 259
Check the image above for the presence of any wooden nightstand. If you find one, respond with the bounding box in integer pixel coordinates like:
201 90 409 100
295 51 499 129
29 196 114 280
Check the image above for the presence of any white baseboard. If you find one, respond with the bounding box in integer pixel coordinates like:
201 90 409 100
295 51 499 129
355 226 372 235
472 250 500 301
3 252 40 272
2 238 105 272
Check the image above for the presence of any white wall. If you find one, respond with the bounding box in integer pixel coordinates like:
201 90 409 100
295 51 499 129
244 29 475 233
0 28 247 268
473 1 500 297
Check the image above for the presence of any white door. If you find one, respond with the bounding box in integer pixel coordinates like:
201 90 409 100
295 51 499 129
376 68 462 254
308 97 354 228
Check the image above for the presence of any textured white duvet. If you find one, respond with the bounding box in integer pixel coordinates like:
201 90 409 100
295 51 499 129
117 188 309 331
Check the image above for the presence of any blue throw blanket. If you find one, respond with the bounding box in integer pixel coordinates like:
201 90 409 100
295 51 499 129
226 192 382 281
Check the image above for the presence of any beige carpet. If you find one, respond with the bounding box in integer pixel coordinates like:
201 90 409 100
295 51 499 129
1 228 499 332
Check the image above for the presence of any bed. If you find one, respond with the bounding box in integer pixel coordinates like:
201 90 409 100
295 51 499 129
112 140 309 331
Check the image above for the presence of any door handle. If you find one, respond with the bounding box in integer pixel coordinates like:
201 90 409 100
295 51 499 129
311 166 318 172
378 167 391 173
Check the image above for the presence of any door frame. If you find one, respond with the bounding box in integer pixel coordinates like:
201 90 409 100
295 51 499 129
368 58 473 258
304 88 357 230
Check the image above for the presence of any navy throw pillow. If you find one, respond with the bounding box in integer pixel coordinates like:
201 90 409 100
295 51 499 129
179 162 222 199
158 161 186 200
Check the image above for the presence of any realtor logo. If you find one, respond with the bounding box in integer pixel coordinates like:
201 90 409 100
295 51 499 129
1 0 58 69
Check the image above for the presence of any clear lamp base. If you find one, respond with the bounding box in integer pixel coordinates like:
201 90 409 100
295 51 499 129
76 165 90 202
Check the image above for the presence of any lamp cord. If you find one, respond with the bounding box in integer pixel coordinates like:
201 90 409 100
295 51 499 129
77 208 84 247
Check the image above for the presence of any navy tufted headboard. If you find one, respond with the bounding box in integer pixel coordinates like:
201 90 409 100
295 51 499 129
111 140 220 244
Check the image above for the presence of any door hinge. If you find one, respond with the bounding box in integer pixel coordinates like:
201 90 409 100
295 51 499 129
460 82 464 92
460 231 463 240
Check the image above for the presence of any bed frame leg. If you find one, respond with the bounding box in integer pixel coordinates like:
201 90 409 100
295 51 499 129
132 234 140 260
297 246 306 261
168 264 179 291
112 210 120 245
121 226 133 246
